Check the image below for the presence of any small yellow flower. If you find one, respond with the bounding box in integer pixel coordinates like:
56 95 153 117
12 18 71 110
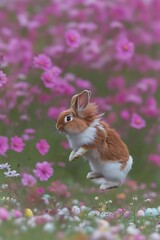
98 203 107 212
24 208 33 217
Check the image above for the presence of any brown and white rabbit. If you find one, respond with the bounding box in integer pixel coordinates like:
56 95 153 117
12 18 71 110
56 90 133 190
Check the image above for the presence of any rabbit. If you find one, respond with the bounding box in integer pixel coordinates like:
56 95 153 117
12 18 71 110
56 90 133 190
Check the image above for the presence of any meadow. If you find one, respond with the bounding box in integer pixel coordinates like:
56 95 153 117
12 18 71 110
0 0 160 239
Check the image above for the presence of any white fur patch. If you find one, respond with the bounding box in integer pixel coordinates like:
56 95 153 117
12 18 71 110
67 119 102 149
89 155 133 184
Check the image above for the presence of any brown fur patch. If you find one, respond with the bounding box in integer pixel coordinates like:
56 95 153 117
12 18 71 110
99 121 129 162
69 102 99 127
81 103 99 124
83 144 96 150
56 109 89 134
83 121 129 167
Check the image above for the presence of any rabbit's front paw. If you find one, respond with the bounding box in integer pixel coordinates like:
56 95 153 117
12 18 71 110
69 150 76 161
73 147 88 159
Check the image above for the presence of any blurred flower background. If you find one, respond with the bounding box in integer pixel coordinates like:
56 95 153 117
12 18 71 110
0 0 160 239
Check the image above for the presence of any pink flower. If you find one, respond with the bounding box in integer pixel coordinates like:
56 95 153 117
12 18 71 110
137 78 157 94
61 141 70 149
48 180 70 198
124 211 131 218
11 136 25 152
36 139 50 155
116 38 134 61
0 208 9 221
126 93 142 104
41 66 62 89
33 54 52 70
21 173 36 187
65 29 80 48
36 187 45 195
48 107 63 120
49 66 62 76
0 136 9 156
24 128 35 134
57 162 66 167
130 113 146 129
35 215 52 224
149 154 160 166
120 110 130 120
12 209 22 218
33 161 53 181
0 70 8 87
107 76 125 90
41 70 56 89
22 128 35 141
76 78 92 89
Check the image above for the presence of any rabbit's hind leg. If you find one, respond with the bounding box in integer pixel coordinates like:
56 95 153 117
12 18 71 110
100 181 121 190
86 172 103 179
88 175 108 185
87 172 107 185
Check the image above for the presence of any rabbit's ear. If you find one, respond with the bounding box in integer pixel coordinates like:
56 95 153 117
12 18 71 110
70 94 79 109
77 90 91 111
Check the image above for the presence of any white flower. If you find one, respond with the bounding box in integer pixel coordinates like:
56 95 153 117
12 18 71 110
73 216 80 221
27 217 36 228
57 207 69 216
42 214 53 222
80 205 90 212
132 196 138 201
149 232 160 240
71 206 81 215
0 163 10 170
88 210 100 217
126 226 140 235
58 208 69 216
72 199 79 205
100 212 108 218
137 210 145 217
14 218 25 226
4 170 20 177
43 223 55 233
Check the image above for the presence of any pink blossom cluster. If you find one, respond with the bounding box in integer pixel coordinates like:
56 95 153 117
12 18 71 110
0 136 25 155
21 161 54 186
0 136 50 156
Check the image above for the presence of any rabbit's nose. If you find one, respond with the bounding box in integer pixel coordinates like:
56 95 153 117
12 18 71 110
56 125 62 131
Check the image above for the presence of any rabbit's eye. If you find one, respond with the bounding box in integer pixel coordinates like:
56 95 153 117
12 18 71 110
64 115 73 122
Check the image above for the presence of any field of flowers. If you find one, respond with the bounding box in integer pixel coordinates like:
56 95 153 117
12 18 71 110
0 0 160 239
